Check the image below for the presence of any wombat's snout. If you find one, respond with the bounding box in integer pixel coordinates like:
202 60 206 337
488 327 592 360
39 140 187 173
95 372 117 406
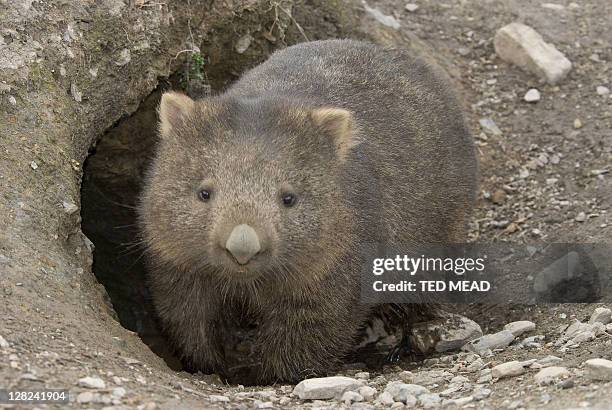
225 224 261 265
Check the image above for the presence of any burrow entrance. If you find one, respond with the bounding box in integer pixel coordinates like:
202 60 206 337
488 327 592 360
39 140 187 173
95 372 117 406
80 84 179 369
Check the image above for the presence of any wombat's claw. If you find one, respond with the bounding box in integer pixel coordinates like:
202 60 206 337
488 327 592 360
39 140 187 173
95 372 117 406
386 334 412 363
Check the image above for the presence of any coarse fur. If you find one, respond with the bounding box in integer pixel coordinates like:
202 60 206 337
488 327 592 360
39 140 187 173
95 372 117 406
138 39 477 383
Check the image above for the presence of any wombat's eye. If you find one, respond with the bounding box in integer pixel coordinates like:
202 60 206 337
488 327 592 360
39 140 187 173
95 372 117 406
281 193 296 207
198 189 211 202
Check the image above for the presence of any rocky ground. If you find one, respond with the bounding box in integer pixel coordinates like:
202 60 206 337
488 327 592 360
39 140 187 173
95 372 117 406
1 0 611 409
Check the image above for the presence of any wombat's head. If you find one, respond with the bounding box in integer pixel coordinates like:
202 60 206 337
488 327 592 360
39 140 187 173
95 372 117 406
139 92 361 283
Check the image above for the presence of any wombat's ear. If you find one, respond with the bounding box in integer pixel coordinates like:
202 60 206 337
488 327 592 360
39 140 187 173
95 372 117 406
311 107 361 161
158 92 195 137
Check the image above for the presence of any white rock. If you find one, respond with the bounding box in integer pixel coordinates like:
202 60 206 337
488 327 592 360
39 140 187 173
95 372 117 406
358 386 377 401
524 88 541 102
491 360 530 379
375 391 395 406
363 3 401 29
419 393 441 408
534 366 570 385
398 370 414 382
0 335 9 348
557 320 607 346
341 391 363 404
588 307 611 325
76 391 95 404
293 376 363 400
111 387 126 399
584 358 612 381
479 118 502 136
62 200 79 214
596 86 610 96
209 395 230 403
405 3 419 12
504 321 536 337
78 376 106 389
494 22 572 84
541 3 565 11
606 323 612 333
30 161 38 170
462 330 515 354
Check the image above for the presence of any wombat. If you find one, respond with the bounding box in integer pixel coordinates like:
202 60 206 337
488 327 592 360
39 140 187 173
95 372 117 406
139 39 477 383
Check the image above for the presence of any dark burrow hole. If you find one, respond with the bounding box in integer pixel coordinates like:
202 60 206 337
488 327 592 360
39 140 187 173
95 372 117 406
80 68 410 387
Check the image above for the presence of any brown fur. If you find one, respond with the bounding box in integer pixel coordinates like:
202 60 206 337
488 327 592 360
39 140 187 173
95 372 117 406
138 39 477 383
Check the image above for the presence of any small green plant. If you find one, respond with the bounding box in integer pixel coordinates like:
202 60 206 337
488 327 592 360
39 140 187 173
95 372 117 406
180 51 208 92
189 52 205 81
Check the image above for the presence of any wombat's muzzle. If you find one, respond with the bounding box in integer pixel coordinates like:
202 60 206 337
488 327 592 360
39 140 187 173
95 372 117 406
225 224 261 265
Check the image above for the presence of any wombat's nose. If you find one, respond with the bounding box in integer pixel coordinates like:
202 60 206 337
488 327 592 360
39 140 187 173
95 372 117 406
225 224 261 265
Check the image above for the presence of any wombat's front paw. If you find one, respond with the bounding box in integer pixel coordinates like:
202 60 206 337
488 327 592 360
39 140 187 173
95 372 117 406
257 354 326 384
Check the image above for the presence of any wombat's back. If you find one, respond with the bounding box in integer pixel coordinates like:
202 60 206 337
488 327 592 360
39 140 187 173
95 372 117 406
228 40 477 244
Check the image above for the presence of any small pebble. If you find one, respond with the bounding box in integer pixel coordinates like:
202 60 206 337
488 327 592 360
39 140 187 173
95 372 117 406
596 85 610 96
479 118 502 136
358 386 377 401
78 376 106 389
209 395 230 403
77 391 95 404
491 360 531 379
293 376 363 400
462 330 515 354
573 118 582 129
341 391 363 404
376 391 395 406
524 88 541 102
405 3 419 12
0 335 9 348
534 366 570 385
584 358 612 381
504 321 536 337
